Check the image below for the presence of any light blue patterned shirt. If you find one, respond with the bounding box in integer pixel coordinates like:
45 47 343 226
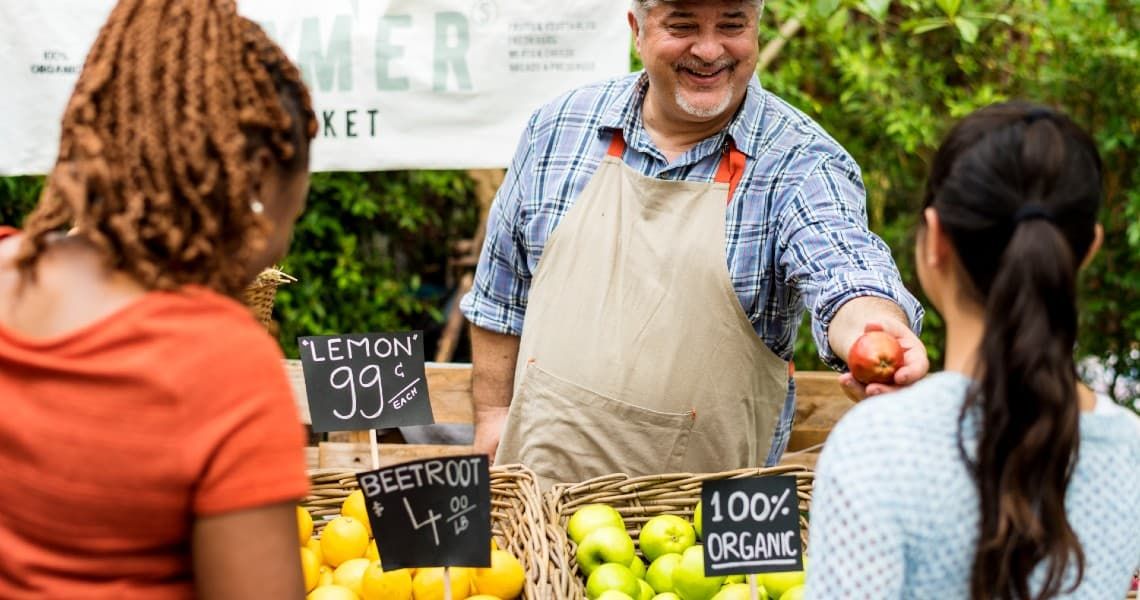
807 372 1140 598
460 72 922 463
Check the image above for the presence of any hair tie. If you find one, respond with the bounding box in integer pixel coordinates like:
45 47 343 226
1013 202 1053 224
1024 108 1053 124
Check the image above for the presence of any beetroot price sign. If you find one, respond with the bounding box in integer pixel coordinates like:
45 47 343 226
700 476 803 575
298 332 433 432
356 455 491 569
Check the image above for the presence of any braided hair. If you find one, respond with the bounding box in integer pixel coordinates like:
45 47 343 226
16 0 318 297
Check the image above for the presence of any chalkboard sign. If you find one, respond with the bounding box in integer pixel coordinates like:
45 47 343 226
357 455 492 569
298 332 434 432
701 476 804 576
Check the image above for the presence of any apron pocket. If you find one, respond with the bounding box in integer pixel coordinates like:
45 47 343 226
505 363 695 485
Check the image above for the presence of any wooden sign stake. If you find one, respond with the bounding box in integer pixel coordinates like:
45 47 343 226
749 574 760 600
443 567 452 600
368 428 380 470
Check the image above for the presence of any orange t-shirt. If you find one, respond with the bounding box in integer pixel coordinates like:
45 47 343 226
0 233 308 598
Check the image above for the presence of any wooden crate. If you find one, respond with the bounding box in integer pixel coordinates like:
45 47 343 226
285 359 851 470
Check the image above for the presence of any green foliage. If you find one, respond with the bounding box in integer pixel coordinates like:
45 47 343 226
0 177 43 226
275 170 477 358
1 1 1137 406
765 0 1140 405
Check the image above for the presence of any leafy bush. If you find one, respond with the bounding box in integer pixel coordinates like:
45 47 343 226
758 0 1139 406
2 0 1136 408
275 170 477 359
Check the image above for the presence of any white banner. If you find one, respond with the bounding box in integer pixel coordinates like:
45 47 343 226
0 0 630 174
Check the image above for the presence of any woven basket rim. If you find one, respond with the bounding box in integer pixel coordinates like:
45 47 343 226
250 266 297 287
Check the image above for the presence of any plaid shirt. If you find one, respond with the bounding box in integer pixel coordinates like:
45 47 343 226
461 72 923 464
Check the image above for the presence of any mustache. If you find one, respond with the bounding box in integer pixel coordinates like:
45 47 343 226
674 58 736 73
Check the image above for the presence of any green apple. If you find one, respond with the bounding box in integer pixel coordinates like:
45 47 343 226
672 545 725 600
568 504 626 544
711 583 768 600
723 575 745 585
638 579 655 600
629 556 647 579
652 595 682 600
595 592 635 600
778 585 804 600
639 515 697 563
645 553 683 594
759 568 805 599
692 502 702 540
586 563 641 599
577 526 636 576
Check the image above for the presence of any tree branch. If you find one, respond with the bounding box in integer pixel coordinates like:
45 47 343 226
759 17 804 72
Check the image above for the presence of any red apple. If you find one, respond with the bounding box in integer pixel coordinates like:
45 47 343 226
847 331 904 385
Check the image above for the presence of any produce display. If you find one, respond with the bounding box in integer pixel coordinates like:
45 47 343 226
297 493 526 600
565 502 806 600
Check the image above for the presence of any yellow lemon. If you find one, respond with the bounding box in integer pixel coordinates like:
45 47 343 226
318 566 335 587
412 567 472 600
307 537 325 565
490 538 499 552
342 490 373 537
307 584 361 600
321 517 370 567
334 558 372 597
361 560 414 600
365 540 380 562
472 550 525 600
301 547 322 592
468 596 502 600
298 506 315 545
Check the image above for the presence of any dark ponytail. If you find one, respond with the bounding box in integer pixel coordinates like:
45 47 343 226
922 102 1103 600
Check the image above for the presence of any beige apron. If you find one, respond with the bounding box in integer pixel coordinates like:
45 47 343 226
496 132 788 488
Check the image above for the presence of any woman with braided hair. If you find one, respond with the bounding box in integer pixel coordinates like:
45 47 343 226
806 102 1140 598
0 0 316 597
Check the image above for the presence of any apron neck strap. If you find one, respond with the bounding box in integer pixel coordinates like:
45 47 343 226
606 130 746 204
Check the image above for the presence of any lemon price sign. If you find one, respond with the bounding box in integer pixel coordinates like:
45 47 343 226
356 454 492 569
700 476 804 576
298 331 434 432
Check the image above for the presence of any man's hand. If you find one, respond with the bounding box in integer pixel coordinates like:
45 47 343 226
829 297 928 402
472 405 509 462
838 320 929 401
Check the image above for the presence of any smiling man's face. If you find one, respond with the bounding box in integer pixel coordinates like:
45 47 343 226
632 1 759 126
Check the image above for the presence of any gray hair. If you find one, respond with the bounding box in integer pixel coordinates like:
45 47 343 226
630 0 765 24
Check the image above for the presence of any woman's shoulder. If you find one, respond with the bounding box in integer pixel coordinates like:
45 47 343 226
828 372 972 446
815 372 974 492
137 286 284 361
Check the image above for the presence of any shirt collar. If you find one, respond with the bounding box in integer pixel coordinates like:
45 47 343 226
596 71 769 160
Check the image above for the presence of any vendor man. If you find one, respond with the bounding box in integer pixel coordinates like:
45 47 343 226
460 0 927 486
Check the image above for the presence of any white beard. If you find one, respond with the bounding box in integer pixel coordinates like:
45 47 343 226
675 81 736 119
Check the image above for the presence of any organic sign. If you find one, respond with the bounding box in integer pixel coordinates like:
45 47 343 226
357 455 491 569
299 332 433 432
701 476 804 575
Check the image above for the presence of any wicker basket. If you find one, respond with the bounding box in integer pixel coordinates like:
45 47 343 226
302 464 557 598
545 466 815 600
241 267 295 330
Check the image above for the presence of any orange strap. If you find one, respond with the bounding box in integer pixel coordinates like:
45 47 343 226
606 131 746 203
0 226 18 241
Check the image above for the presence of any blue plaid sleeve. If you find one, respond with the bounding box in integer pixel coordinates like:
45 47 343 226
778 155 924 369
459 119 536 336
